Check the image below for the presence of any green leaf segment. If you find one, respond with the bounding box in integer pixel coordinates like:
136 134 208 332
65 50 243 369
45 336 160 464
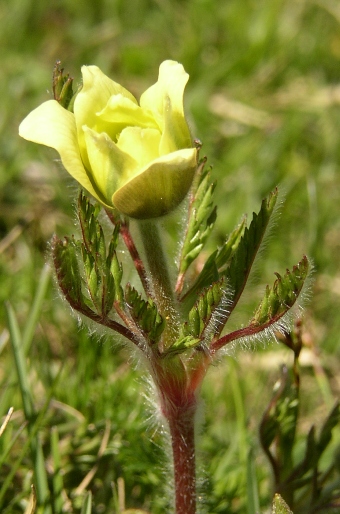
125 284 165 344
176 158 217 295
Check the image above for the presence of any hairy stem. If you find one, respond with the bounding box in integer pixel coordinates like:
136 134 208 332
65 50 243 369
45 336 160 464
137 220 198 511
138 221 173 302
138 220 179 347
167 404 197 514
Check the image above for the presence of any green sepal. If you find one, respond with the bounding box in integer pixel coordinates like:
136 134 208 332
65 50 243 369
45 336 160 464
272 494 293 514
52 235 86 309
178 159 217 277
52 61 81 112
251 256 309 327
125 284 165 343
181 278 225 341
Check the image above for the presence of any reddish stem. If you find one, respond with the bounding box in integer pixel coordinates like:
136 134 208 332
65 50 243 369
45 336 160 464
157 368 198 514
120 221 151 295
152 351 210 514
210 310 289 354
168 406 197 514
105 210 151 297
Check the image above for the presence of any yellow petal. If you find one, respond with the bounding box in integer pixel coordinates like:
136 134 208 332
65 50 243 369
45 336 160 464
83 126 137 203
117 127 161 175
112 148 197 219
19 100 101 202
74 66 138 167
140 61 192 153
97 95 158 140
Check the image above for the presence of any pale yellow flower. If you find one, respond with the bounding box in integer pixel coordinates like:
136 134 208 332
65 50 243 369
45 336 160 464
19 61 197 219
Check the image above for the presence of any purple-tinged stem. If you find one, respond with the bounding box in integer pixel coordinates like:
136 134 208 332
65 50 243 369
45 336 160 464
153 358 207 514
167 405 197 514
105 210 151 297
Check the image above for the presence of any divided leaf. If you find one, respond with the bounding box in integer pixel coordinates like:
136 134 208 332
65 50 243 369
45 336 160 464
52 235 85 309
81 192 123 315
180 217 246 310
181 279 225 340
52 193 139 344
78 190 106 258
163 335 202 357
215 217 247 271
125 284 165 343
181 190 277 324
251 256 309 327
177 159 217 284
185 189 278 324
164 279 225 357
211 256 310 352
224 189 278 316
181 251 219 307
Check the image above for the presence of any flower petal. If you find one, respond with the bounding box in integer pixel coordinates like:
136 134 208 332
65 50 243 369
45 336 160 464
140 61 192 153
74 66 138 167
83 126 137 203
117 127 161 175
97 94 158 140
19 100 101 202
112 148 197 219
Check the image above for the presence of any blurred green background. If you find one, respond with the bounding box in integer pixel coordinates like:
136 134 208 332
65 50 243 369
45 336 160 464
1 0 340 512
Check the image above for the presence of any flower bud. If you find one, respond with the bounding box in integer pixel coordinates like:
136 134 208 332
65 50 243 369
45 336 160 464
19 61 197 219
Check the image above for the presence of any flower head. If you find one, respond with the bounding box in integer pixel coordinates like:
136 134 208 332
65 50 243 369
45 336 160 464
19 61 197 219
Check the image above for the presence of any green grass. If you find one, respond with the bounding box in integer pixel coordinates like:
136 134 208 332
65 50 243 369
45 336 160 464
1 0 340 512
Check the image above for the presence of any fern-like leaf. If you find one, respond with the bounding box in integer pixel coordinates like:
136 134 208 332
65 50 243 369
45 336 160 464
224 189 278 317
176 159 217 294
125 284 165 344
251 256 309 327
211 256 309 353
215 217 247 271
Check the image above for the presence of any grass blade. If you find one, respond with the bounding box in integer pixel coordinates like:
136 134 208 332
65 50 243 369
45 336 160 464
5 302 50 510
51 426 63 514
80 491 93 514
22 264 51 352
5 302 34 420
246 447 260 514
